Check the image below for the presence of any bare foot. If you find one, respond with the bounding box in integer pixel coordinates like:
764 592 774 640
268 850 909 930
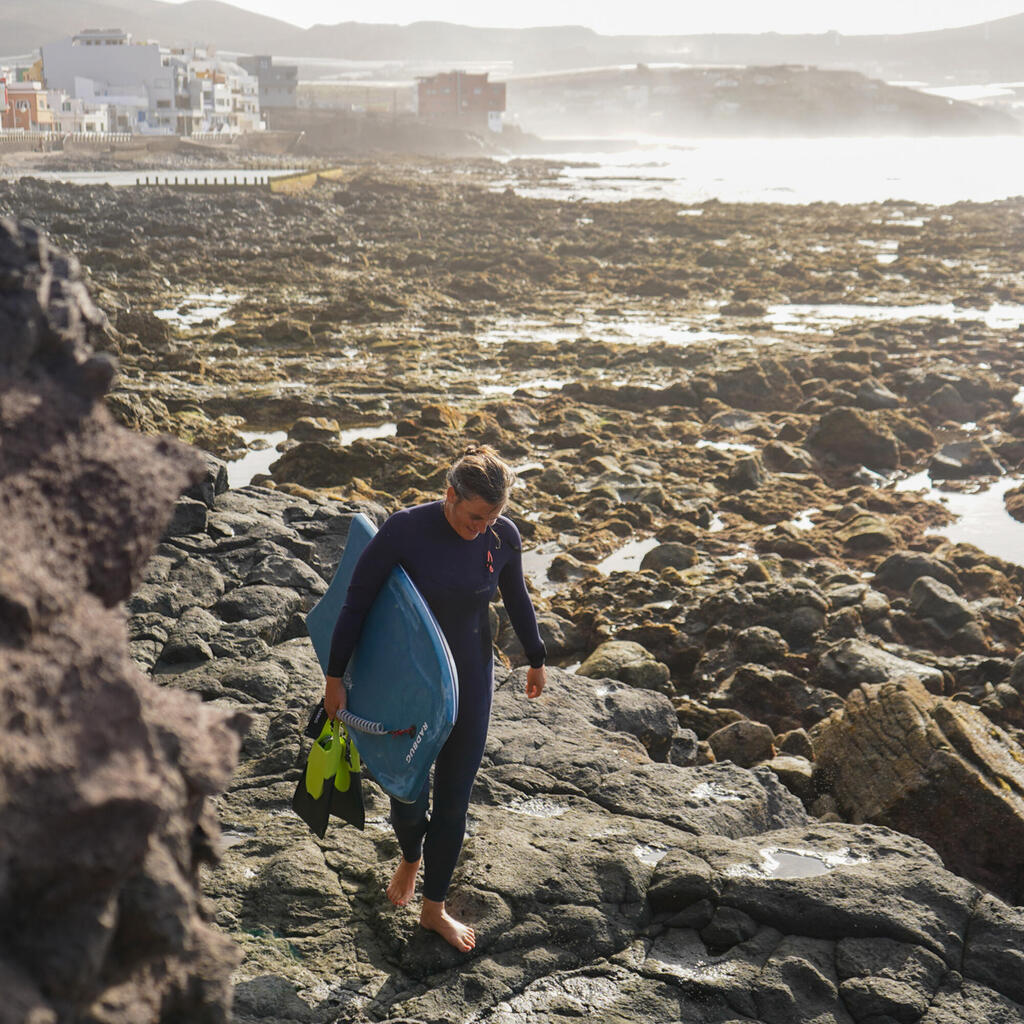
420 897 476 952
386 857 420 907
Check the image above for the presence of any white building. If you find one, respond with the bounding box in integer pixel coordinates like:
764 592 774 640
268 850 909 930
41 29 263 135
189 52 262 133
42 29 174 132
49 93 111 133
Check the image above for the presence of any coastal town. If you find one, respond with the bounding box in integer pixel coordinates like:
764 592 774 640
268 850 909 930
0 27 505 143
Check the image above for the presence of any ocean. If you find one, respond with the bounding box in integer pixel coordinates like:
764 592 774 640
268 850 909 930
496 134 1024 205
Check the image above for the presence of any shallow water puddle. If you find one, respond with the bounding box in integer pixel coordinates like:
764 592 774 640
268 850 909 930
226 431 288 488
154 289 240 330
688 781 744 805
506 796 568 818
478 313 743 348
893 471 1024 566
766 301 1024 333
696 439 758 454
340 422 398 445
727 845 869 880
598 536 661 574
788 507 821 531
521 541 567 594
478 378 569 396
633 843 669 865
763 851 830 878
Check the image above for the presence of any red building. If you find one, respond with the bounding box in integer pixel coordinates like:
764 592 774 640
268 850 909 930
0 80 54 131
417 71 505 131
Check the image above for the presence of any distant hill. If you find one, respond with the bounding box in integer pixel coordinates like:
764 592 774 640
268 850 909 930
0 0 305 57
3 0 1024 84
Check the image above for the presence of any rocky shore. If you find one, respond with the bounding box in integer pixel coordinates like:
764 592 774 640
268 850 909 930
4 158 1024 1022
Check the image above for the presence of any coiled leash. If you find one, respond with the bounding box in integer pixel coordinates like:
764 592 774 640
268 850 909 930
337 709 416 738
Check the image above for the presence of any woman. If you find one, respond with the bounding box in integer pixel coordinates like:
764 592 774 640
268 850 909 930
324 445 547 952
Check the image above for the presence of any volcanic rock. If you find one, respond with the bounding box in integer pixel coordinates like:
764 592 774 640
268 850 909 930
577 640 671 693
707 719 776 767
908 575 979 637
0 217 245 1024
639 541 698 572
806 406 901 469
811 677 1024 903
874 550 961 592
928 440 1004 480
813 638 944 696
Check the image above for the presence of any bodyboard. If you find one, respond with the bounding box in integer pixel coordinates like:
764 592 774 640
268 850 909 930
306 513 458 802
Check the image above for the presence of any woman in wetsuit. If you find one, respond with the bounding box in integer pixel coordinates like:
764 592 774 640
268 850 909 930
324 445 547 951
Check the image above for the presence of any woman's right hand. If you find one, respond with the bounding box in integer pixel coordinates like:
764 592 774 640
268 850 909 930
325 675 347 720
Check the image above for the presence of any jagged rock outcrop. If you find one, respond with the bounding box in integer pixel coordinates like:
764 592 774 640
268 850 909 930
0 218 247 1024
811 676 1024 904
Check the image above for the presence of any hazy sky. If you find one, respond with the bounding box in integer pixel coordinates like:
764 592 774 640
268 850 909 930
182 0 1024 35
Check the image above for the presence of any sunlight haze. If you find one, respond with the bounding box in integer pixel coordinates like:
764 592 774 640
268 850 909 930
173 0 1024 34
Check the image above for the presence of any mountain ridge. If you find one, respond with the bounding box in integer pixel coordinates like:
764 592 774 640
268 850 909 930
2 0 1024 82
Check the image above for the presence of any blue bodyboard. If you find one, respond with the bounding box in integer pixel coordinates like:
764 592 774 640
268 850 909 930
305 513 458 803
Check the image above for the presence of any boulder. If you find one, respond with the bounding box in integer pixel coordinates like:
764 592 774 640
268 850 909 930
0 218 244 1023
577 640 671 693
928 440 1004 480
641 823 1024 1024
531 611 588 660
924 382 973 423
166 495 209 536
874 550 961 592
184 450 230 507
761 440 816 473
760 754 816 804
908 576 979 637
814 638 944 696
835 512 900 554
811 677 1024 903
806 406 900 469
712 359 803 412
287 416 340 443
712 663 845 732
726 453 768 491
639 541 697 573
707 719 775 767
855 377 902 411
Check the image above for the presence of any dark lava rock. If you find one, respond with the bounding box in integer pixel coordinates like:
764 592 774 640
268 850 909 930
812 677 1024 904
707 719 776 767
813 638 944 696
874 550 961 592
908 576 979 636
0 217 245 1024
806 406 901 469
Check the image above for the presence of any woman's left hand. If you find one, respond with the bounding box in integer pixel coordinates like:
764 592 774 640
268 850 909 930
525 665 546 699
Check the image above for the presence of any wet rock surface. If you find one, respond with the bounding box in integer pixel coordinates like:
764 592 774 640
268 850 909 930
5 164 1024 1020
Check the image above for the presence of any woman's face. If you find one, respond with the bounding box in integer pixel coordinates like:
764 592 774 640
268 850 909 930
445 486 503 540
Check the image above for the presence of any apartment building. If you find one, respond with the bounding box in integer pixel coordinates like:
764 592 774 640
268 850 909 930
41 29 262 135
417 70 506 131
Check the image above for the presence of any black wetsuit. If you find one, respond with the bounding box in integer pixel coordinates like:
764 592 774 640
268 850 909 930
327 501 545 901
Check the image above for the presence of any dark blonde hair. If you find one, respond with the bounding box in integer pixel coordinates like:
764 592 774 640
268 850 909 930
447 445 516 506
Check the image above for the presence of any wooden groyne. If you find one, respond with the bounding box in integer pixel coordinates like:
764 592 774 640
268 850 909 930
133 173 275 188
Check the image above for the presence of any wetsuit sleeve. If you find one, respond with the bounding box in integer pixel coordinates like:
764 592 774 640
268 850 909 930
497 522 546 669
326 513 404 678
